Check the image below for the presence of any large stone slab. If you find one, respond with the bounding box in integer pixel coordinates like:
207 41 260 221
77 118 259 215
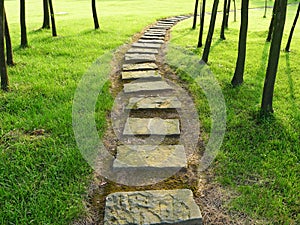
149 26 170 30
122 70 162 80
123 81 173 93
123 118 180 136
104 189 202 225
141 35 165 40
122 63 158 71
125 53 156 64
132 42 162 49
113 145 187 170
127 47 159 54
144 32 166 37
126 96 181 110
138 39 164 44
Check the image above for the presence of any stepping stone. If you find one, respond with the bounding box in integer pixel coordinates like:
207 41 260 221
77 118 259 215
138 39 164 44
113 145 187 170
146 30 167 35
132 42 162 49
125 53 156 64
126 96 181 110
123 118 180 136
141 35 165 40
122 70 162 80
127 47 159 55
122 63 158 71
123 80 173 93
157 21 175 24
144 32 166 37
104 189 202 225
149 26 170 30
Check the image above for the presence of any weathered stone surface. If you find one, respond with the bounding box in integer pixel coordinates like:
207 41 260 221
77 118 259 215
126 96 181 110
123 118 180 136
132 42 162 49
150 26 170 30
127 47 159 54
122 63 158 71
122 70 162 80
144 32 166 37
125 53 156 64
104 189 202 225
123 81 173 93
138 39 164 44
141 35 165 40
113 145 187 169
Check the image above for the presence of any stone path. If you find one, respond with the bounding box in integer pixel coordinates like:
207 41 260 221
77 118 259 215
104 16 203 225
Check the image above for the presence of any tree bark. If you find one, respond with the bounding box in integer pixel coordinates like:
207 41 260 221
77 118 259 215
20 0 28 47
220 0 228 40
192 0 200 29
266 0 278 42
225 0 231 28
42 0 50 29
233 0 237 22
261 0 288 114
264 0 267 18
202 0 219 63
231 0 249 86
197 0 206 47
4 10 14 66
0 0 9 91
92 0 100 29
48 0 57 36
285 2 300 52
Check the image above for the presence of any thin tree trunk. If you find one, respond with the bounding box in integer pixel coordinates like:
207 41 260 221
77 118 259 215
197 0 206 47
4 10 14 66
233 0 237 22
261 0 288 114
48 0 57 36
285 2 300 52
0 0 9 91
267 0 278 42
193 0 200 29
264 0 267 18
92 0 100 29
231 0 249 86
220 0 228 40
20 0 28 47
42 0 50 29
202 0 219 63
225 0 231 28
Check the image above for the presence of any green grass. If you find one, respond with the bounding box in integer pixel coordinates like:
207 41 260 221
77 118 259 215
0 0 194 224
170 3 300 224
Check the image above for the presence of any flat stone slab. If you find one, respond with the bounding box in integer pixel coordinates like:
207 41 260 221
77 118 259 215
132 42 162 49
127 47 159 54
123 118 180 136
138 39 165 44
144 32 166 37
141 35 165 40
146 30 167 35
122 70 162 80
123 81 173 93
113 145 187 170
125 53 156 64
122 63 158 71
126 96 181 110
150 26 171 30
104 189 202 225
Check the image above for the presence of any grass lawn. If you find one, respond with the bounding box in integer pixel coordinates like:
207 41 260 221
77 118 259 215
170 2 300 224
0 0 193 224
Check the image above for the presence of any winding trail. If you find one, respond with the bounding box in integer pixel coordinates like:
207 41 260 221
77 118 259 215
103 16 203 225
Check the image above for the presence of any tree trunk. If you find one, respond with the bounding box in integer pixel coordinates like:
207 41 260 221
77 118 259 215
202 0 219 63
48 0 57 36
231 0 249 86
4 10 14 66
197 0 206 47
261 0 288 114
264 0 267 18
220 0 228 40
266 0 278 42
285 2 300 52
225 0 231 28
233 0 237 22
192 0 200 29
0 1 9 91
20 0 28 47
92 0 100 29
42 0 50 29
